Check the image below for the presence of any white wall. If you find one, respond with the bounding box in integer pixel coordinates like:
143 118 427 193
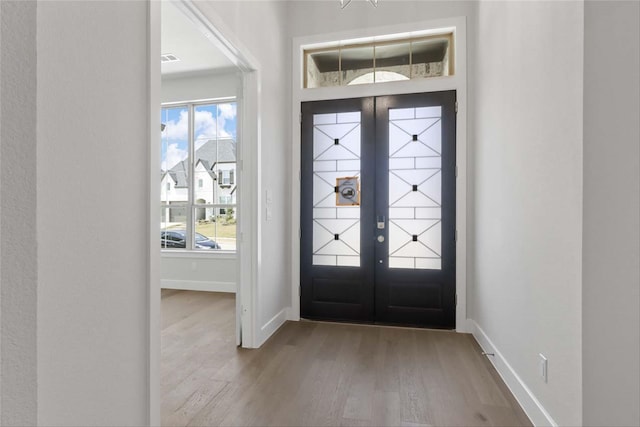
472 2 584 425
288 0 476 37
583 2 640 426
193 1 292 344
0 2 37 425
161 70 238 103
0 4 2 420
37 2 149 425
162 255 236 293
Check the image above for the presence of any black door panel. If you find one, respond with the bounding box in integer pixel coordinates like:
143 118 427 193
374 92 456 328
300 97 375 322
300 92 456 328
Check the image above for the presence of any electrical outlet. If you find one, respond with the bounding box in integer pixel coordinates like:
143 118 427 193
538 353 548 383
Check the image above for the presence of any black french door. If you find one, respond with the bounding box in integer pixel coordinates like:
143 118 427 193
300 91 456 328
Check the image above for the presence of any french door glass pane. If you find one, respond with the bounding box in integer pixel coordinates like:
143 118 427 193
388 106 442 270
312 112 361 267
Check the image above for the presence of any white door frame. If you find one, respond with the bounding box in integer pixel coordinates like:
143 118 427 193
148 0 261 423
289 17 470 332
147 2 161 424
169 0 262 346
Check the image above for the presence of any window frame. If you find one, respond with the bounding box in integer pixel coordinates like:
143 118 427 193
161 97 237 253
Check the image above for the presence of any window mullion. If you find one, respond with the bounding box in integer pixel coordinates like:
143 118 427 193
409 40 413 79
338 46 342 86
373 44 376 84
188 103 195 250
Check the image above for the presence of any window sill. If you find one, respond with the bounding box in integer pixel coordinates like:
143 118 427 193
161 250 237 260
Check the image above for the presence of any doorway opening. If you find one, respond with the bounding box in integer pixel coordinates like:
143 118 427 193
300 91 456 328
151 0 261 424
159 0 240 333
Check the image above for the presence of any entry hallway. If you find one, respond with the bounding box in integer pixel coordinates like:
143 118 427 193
161 290 531 427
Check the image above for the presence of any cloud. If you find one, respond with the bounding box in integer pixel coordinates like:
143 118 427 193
162 110 188 140
194 109 226 143
161 143 188 170
162 103 238 166
194 106 237 142
218 103 236 119
218 103 237 137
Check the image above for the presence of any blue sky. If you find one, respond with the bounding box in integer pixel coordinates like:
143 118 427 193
161 102 237 171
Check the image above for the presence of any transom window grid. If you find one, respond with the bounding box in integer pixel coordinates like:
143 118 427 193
312 112 362 267
160 99 237 252
304 32 454 89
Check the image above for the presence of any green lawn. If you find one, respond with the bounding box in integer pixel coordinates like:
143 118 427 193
195 221 236 239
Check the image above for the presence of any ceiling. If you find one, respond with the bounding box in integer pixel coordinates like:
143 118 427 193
161 2 235 76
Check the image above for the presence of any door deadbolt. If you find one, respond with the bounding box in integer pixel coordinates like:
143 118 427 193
377 235 385 243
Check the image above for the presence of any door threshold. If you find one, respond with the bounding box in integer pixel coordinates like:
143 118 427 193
300 317 457 333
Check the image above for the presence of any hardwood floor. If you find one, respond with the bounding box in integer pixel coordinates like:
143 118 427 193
161 290 531 427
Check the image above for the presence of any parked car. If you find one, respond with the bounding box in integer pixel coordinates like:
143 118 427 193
161 230 221 249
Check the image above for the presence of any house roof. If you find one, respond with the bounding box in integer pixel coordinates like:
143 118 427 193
166 138 236 188
196 138 236 164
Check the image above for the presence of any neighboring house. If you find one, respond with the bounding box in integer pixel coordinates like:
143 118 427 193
161 138 236 223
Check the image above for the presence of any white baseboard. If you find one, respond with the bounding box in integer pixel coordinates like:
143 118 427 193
469 320 557 427
161 279 235 293
258 307 289 347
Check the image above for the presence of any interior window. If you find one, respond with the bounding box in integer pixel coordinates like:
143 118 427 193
161 100 238 251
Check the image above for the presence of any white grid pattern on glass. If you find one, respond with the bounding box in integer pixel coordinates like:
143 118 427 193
312 112 361 267
388 106 443 270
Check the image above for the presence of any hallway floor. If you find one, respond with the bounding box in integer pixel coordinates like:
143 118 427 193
161 290 531 427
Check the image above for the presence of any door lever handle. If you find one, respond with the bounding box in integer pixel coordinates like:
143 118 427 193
377 215 385 229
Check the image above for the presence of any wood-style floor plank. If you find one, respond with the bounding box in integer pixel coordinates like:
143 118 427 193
161 290 532 427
